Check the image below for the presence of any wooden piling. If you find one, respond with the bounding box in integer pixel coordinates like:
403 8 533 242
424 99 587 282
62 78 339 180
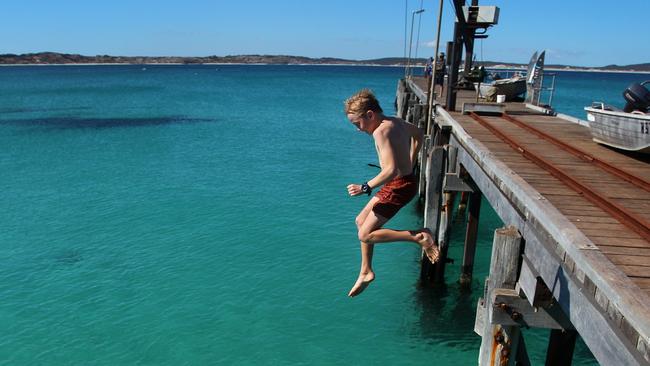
460 190 482 288
545 329 577 366
410 103 428 203
434 145 458 283
477 226 525 366
395 79 410 119
418 135 431 203
455 190 469 223
421 145 446 283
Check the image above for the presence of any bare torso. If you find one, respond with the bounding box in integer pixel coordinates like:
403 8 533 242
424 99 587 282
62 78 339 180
373 117 415 177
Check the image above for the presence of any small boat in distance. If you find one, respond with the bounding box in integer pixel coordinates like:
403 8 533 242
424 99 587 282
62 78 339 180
474 73 526 101
474 50 545 102
584 81 650 153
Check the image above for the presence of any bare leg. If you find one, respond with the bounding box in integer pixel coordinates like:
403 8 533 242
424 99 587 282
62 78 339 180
347 241 376 297
348 207 441 297
359 212 440 263
348 197 382 297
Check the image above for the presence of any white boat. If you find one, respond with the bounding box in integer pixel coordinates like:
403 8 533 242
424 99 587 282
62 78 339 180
474 50 544 102
584 81 650 153
584 104 650 153
474 74 527 101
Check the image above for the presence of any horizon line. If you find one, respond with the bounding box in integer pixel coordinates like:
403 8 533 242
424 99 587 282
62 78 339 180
1 51 649 69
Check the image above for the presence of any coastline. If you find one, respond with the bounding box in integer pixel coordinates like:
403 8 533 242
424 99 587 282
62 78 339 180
1 62 649 74
0 62 421 68
488 65 650 74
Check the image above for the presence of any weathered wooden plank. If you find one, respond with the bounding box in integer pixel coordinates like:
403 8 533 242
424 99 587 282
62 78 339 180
598 245 650 256
608 254 650 267
553 203 610 211
590 236 650 248
530 187 581 196
579 228 643 240
614 199 650 212
561 209 612 218
618 265 650 277
523 226 647 366
573 222 639 232
631 277 650 289
566 215 620 224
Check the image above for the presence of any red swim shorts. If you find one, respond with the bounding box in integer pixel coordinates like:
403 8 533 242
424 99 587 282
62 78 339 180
372 173 418 220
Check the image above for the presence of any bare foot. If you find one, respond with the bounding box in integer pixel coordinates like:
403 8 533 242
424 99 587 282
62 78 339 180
348 271 375 297
417 229 439 264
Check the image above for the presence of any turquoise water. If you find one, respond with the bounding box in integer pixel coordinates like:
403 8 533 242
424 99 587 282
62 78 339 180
543 70 650 117
0 65 630 365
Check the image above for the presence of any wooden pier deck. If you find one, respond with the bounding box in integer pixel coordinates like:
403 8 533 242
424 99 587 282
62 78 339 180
399 77 650 365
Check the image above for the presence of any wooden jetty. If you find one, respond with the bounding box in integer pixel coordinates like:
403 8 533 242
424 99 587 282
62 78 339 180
397 76 650 365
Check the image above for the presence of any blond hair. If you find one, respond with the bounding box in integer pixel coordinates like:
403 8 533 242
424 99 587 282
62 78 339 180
344 89 383 116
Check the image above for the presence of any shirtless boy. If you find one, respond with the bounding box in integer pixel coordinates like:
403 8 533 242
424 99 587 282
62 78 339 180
344 89 439 297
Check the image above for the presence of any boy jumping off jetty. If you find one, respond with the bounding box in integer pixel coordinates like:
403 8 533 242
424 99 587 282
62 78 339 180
344 89 439 297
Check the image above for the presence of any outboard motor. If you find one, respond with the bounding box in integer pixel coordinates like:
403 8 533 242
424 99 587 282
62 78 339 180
623 81 650 113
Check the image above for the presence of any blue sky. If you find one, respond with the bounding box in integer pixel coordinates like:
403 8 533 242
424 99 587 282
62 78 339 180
2 0 648 67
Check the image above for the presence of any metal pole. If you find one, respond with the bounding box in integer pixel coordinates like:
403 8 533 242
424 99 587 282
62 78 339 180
406 9 425 79
446 21 462 112
414 0 425 62
537 72 545 106
426 0 445 135
404 0 408 78
548 74 556 106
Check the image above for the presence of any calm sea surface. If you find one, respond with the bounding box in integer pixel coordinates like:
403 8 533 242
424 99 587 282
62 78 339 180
2 65 644 365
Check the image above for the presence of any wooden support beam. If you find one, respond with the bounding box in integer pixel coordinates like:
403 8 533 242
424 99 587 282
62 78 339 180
460 190 482 287
490 288 573 330
517 256 555 308
545 329 578 366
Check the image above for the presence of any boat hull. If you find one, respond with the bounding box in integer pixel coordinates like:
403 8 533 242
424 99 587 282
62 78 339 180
584 106 650 153
474 77 526 101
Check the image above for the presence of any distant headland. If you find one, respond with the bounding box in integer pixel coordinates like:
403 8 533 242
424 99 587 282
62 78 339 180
1 52 649 72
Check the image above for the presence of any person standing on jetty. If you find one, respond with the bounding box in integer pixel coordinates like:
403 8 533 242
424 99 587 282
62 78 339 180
344 89 439 297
